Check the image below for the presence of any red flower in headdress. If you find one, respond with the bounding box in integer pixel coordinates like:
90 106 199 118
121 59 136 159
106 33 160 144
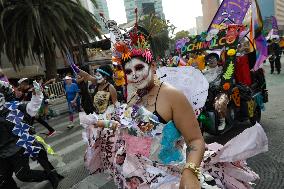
129 32 139 46
114 42 131 61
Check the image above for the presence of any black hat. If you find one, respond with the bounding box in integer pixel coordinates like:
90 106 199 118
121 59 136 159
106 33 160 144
205 53 219 62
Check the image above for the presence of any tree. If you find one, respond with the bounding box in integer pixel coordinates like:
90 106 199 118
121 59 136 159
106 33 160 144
139 14 173 58
174 30 190 41
0 0 101 79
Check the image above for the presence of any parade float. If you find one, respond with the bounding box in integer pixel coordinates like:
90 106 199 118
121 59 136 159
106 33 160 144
171 0 269 135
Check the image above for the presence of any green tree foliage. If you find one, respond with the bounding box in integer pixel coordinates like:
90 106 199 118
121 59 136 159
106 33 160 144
139 14 173 58
174 30 190 41
0 0 101 79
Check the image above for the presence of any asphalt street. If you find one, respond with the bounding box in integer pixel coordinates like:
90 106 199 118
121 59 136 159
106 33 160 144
17 62 284 189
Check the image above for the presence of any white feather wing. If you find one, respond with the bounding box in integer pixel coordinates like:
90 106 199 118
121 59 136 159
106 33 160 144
156 66 209 112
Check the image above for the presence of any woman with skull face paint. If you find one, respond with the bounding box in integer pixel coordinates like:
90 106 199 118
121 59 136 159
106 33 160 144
74 65 119 115
70 16 267 187
69 25 207 188
93 65 118 114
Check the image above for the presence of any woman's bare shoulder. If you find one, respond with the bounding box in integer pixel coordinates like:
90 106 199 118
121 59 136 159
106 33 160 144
161 83 187 102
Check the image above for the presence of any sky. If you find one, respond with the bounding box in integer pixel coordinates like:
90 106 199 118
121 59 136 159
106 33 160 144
106 0 203 32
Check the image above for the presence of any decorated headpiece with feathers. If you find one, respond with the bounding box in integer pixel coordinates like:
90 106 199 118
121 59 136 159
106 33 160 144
100 9 153 66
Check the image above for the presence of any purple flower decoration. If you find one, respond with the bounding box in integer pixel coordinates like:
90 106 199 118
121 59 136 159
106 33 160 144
12 123 30 137
4 101 20 111
7 110 24 124
175 38 189 51
16 133 35 149
24 146 41 157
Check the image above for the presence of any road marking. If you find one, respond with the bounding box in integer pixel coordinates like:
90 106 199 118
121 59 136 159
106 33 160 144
35 117 79 133
30 140 86 169
49 128 83 147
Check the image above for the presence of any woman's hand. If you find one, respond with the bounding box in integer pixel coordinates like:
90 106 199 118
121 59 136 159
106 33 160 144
179 169 200 189
110 120 120 130
96 120 120 130
71 100 76 105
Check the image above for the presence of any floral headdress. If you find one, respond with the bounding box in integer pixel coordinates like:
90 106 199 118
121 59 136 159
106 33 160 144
100 10 153 65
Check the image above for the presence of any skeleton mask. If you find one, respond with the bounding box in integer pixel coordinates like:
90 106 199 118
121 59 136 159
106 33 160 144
124 58 152 90
95 72 105 84
0 93 5 110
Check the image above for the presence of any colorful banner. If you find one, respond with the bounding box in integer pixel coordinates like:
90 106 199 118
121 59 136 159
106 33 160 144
179 25 244 54
253 34 268 71
208 0 251 31
263 16 279 37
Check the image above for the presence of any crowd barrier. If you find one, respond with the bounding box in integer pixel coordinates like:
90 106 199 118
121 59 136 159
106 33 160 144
45 81 65 100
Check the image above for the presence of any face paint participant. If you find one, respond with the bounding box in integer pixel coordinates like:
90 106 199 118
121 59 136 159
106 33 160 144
124 58 152 90
0 81 63 189
91 65 118 114
72 24 206 188
70 19 263 189
95 72 104 84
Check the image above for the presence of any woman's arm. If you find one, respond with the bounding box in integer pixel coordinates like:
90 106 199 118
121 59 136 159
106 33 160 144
170 89 205 188
71 84 80 103
77 70 97 84
69 62 97 84
109 84 118 106
172 90 205 165
71 92 79 104
76 76 85 84
26 81 44 117
44 78 56 85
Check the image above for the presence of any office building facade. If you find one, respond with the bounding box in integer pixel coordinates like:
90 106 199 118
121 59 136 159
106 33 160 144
124 0 165 23
80 0 110 34
196 16 205 34
201 0 220 31
275 0 284 34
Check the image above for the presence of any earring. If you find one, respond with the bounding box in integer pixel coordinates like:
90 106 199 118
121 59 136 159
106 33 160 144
153 74 161 86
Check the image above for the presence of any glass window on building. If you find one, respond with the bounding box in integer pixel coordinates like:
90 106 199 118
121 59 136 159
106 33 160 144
142 3 155 15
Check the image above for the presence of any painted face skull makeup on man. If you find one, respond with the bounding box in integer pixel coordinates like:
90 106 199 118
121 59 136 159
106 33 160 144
95 72 105 84
0 93 5 110
124 58 152 90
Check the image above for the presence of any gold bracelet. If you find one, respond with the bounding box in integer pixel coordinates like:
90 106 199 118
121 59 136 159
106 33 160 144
182 162 201 178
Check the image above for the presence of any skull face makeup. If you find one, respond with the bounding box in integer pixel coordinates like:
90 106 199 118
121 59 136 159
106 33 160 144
124 58 152 90
95 72 105 84
0 93 5 110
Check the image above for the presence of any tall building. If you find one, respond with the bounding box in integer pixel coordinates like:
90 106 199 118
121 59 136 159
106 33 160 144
124 0 165 23
80 0 110 34
196 16 205 34
201 0 220 30
275 0 284 34
188 27 197 35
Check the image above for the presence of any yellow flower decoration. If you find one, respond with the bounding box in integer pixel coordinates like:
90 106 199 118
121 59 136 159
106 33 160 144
227 49 236 56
